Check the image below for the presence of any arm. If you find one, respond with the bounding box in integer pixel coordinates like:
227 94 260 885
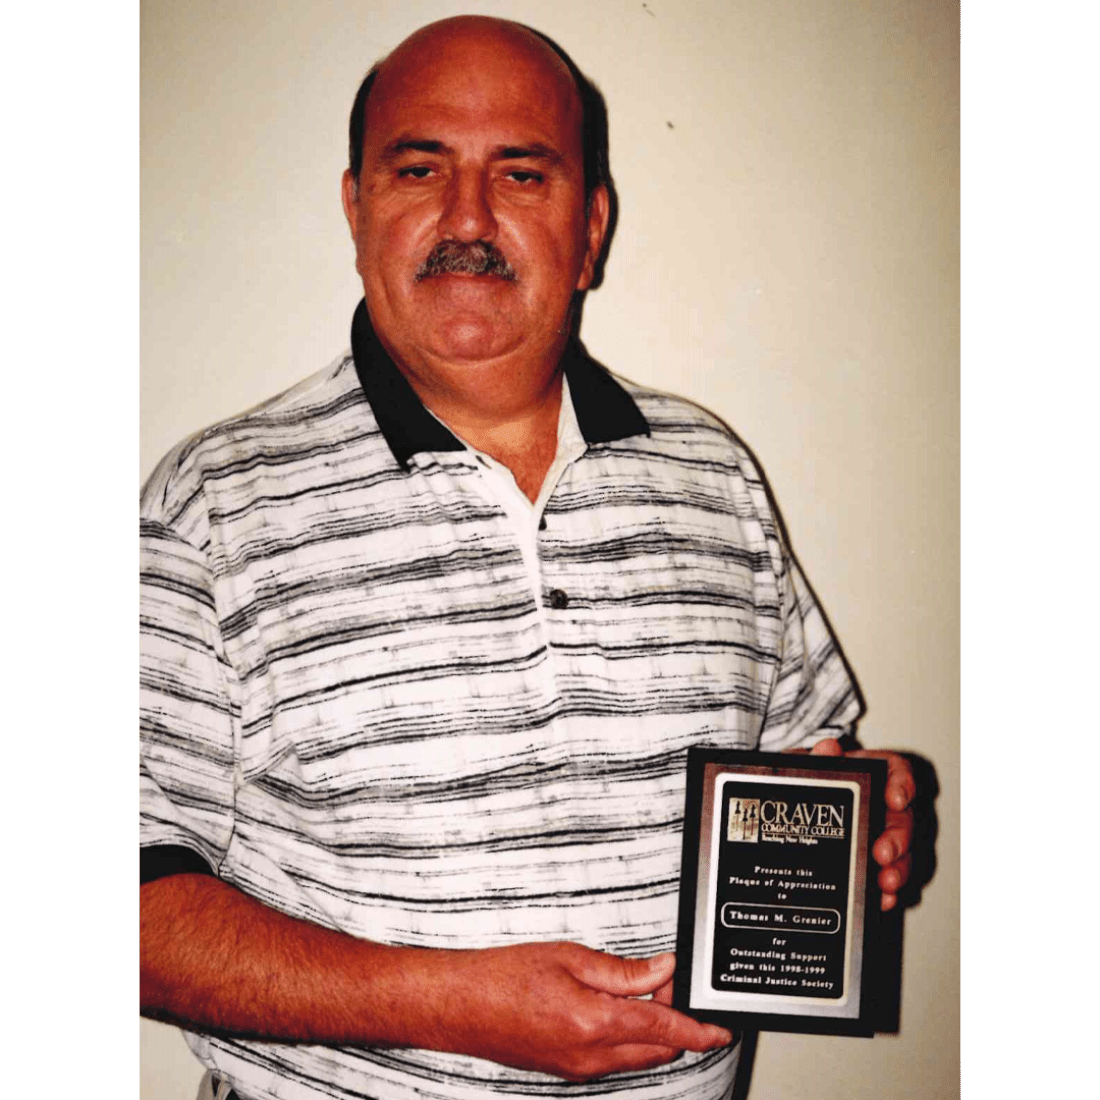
141 873 732 1082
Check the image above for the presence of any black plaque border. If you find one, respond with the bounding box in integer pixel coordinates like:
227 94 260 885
673 748 886 1036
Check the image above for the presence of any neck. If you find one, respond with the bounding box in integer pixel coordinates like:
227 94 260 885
437 373 563 503
387 345 566 503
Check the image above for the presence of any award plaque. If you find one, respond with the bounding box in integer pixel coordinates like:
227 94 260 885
673 749 886 1036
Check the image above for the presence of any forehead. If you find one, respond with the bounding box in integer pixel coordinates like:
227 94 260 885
364 25 583 154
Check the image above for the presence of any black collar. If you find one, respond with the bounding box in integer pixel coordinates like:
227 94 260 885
349 299 649 469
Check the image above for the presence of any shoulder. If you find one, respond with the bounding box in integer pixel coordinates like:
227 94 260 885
140 352 364 534
585 373 787 557
612 375 768 481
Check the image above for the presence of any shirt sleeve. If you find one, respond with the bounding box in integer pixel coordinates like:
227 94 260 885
140 514 238 880
757 548 863 752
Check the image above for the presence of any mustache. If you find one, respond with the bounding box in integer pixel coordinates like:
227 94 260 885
414 240 517 282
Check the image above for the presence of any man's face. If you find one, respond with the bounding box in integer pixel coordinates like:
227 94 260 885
342 22 609 383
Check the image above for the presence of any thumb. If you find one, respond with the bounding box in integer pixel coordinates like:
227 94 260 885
810 737 843 757
572 949 677 997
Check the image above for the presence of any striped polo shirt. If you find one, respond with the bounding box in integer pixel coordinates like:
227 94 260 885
139 301 861 1100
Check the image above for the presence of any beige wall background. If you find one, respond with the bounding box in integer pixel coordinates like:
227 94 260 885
140 1 959 1097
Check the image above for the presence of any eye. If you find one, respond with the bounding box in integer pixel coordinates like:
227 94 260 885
397 165 434 179
506 170 544 184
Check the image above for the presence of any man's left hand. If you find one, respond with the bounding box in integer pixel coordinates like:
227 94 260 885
809 738 915 911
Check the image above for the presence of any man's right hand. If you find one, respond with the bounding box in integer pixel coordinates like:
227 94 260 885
141 875 732 1082
437 942 733 1080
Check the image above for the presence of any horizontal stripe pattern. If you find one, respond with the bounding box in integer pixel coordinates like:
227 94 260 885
140 351 860 1100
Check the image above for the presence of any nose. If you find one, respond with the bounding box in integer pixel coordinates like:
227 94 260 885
438 168 497 243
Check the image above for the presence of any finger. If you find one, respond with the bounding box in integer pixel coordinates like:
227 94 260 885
592 1029 741 1079
559 1043 684 1082
809 737 843 757
878 851 912 896
882 753 916 811
873 810 914 867
617 995 733 1052
849 749 916 811
572 949 676 998
597 1044 686 1075
652 979 674 1006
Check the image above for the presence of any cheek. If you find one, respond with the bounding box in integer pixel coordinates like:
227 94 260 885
363 207 436 269
507 214 572 263
534 224 591 287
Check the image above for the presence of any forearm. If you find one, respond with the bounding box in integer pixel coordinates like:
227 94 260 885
140 873 446 1045
140 873 732 1081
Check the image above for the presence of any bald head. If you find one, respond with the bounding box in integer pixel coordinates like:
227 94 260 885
348 17 610 208
376 17 576 105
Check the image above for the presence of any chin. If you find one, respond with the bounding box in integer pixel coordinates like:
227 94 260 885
428 315 520 365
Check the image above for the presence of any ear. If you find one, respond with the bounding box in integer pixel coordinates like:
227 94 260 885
575 184 610 291
341 169 360 239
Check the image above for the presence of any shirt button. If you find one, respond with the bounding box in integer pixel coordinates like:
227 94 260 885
547 588 569 610
538 516 548 531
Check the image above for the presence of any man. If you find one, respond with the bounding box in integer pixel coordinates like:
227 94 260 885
140 15 915 1100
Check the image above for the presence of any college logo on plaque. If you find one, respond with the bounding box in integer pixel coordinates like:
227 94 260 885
727 797 760 842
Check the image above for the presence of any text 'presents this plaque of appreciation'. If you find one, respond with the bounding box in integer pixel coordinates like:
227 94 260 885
673 749 886 1036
